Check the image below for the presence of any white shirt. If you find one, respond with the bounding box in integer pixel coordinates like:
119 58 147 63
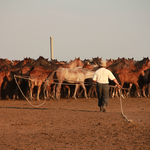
93 68 115 84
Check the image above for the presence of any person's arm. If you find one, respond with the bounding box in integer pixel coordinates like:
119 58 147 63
113 79 122 88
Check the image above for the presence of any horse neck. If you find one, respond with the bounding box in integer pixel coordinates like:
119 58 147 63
47 71 55 80
77 60 84 67
63 60 77 69
135 69 144 76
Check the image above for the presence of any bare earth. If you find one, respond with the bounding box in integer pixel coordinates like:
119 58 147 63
0 97 150 150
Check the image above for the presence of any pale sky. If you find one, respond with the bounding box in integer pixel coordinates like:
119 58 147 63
0 0 150 62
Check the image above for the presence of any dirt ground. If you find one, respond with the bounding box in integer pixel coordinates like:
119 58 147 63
0 97 150 150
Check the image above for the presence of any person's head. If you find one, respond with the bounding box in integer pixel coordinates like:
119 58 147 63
100 61 107 67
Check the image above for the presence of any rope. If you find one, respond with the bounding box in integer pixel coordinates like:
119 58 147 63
14 75 92 85
14 75 46 108
119 89 133 123
14 74 133 122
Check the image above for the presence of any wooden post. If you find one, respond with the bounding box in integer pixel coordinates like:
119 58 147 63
50 36 54 60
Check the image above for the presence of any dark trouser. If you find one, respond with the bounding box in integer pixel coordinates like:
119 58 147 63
96 83 109 107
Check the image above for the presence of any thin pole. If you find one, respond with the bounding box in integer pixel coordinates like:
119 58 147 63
50 36 54 60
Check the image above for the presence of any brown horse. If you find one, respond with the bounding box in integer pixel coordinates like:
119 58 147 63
43 67 95 100
117 66 148 97
0 70 13 99
28 69 52 100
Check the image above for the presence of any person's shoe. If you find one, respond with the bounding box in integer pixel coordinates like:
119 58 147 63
101 103 106 112
102 107 106 112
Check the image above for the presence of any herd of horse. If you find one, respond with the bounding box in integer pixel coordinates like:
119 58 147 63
0 56 150 101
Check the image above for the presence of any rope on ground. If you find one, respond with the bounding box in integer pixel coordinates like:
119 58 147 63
119 89 133 123
14 75 46 108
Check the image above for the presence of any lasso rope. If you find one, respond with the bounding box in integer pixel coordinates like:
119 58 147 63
14 75 133 122
14 75 46 107
119 89 133 123
14 75 92 85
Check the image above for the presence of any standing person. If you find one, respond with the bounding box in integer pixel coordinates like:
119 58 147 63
93 61 122 112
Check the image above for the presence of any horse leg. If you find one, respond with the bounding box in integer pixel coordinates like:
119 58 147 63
81 83 88 99
72 84 79 99
142 85 147 97
135 85 141 97
28 81 32 100
43 80 48 100
50 84 56 99
43 81 52 100
94 85 97 97
148 83 150 97
64 85 70 99
88 85 97 98
115 88 121 98
13 78 22 100
90 86 95 98
87 85 93 98
13 85 20 100
29 81 34 100
3 80 10 99
77 88 84 98
56 83 62 100
109 87 113 98
126 83 132 98
29 86 32 100
0 87 1 99
111 87 115 98
37 84 41 101
43 86 47 100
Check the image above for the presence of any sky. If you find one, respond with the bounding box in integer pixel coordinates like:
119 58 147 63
0 0 150 62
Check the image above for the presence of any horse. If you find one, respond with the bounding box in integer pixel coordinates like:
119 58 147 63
0 70 12 99
117 66 147 98
62 57 84 69
28 69 52 100
43 67 95 100
139 69 150 97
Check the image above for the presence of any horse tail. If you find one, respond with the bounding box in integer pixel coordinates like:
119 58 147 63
46 70 56 83
43 70 57 98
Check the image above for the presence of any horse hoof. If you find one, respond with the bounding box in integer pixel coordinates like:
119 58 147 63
56 96 60 100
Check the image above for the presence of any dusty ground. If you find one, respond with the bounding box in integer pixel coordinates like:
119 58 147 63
0 97 150 150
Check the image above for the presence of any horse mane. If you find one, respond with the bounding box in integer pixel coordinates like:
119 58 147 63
135 57 149 69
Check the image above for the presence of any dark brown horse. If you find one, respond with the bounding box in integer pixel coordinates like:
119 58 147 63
139 69 150 97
